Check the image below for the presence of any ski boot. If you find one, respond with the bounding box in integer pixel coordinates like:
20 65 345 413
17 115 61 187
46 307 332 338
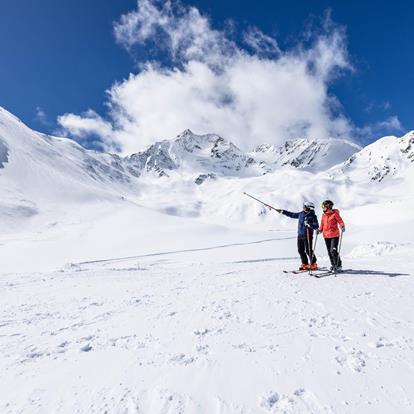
330 265 343 273
299 263 308 271
309 263 318 271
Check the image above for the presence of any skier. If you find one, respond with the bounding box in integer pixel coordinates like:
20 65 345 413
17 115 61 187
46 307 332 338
318 200 345 272
275 202 319 270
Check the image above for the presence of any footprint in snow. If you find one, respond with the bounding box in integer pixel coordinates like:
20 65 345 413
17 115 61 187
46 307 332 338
196 344 209 354
170 353 196 365
335 346 367 372
261 392 280 410
233 343 256 353
57 341 70 353
373 337 393 348
260 391 297 412
261 389 331 413
194 328 209 337
80 344 93 352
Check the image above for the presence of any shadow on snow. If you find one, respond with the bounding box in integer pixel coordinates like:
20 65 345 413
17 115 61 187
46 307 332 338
339 269 410 278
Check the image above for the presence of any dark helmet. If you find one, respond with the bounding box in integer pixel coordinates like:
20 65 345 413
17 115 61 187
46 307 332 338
321 200 334 209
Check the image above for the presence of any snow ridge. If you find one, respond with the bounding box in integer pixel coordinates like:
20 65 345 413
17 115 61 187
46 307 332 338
329 131 414 183
0 104 413 230
125 129 258 179
252 138 361 171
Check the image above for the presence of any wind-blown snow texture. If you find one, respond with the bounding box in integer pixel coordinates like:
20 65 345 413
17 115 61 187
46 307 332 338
1 105 414 413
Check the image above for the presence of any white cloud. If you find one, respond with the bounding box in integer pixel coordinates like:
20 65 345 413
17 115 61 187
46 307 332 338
358 116 404 140
377 116 403 131
57 0 403 154
57 110 117 151
35 107 51 126
113 0 237 67
243 27 281 58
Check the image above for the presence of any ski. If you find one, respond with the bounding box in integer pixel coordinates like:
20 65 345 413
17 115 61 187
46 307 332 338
312 268 352 278
283 269 309 274
312 271 334 278
283 267 328 275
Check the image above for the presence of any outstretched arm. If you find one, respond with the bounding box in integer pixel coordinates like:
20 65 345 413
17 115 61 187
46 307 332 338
282 210 300 219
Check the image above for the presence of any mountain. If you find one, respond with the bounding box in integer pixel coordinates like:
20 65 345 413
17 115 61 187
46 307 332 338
328 131 414 184
1 105 413 231
0 107 137 232
251 138 361 172
0 106 360 195
124 129 261 181
125 132 361 180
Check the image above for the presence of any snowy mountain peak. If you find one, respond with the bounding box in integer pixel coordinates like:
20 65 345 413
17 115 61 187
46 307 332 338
0 106 25 126
251 137 361 171
329 131 414 183
125 130 258 180
124 131 361 181
400 130 414 162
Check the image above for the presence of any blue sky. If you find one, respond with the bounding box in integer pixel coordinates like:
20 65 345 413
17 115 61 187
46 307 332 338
0 0 412 151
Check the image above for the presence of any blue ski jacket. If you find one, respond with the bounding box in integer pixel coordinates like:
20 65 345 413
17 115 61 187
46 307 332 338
282 209 319 237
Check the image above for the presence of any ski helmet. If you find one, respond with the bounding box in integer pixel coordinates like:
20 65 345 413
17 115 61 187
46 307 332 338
303 201 315 210
321 200 334 209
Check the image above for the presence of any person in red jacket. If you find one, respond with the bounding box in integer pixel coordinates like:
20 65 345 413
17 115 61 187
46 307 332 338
319 200 345 271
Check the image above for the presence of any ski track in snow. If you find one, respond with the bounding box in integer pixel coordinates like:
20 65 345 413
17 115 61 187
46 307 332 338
1 250 414 413
73 236 296 268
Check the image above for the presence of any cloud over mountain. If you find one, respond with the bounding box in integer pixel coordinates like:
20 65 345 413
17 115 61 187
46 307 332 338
58 1 370 154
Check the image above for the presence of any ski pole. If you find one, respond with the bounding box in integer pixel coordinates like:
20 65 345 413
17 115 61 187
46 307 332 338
334 228 344 277
306 226 312 274
243 192 280 212
309 229 319 274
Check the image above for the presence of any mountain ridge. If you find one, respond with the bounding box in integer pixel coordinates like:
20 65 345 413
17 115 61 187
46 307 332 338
1 105 413 232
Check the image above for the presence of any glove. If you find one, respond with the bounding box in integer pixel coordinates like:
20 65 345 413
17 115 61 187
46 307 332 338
304 221 310 227
316 229 321 234
341 226 345 233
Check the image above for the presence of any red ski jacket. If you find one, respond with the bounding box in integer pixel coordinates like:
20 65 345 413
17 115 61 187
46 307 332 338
319 209 345 238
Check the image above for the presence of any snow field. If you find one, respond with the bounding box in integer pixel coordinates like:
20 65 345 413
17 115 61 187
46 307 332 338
1 227 414 413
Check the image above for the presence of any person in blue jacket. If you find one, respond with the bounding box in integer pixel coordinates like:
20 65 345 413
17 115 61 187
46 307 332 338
275 201 319 270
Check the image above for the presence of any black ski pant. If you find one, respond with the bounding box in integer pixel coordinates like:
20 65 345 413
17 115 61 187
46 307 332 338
297 235 316 265
324 237 342 268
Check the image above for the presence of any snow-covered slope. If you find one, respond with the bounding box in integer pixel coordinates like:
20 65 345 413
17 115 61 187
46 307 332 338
0 106 360 232
1 104 413 233
0 107 139 232
329 131 414 184
0 107 133 200
0 107 356 209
